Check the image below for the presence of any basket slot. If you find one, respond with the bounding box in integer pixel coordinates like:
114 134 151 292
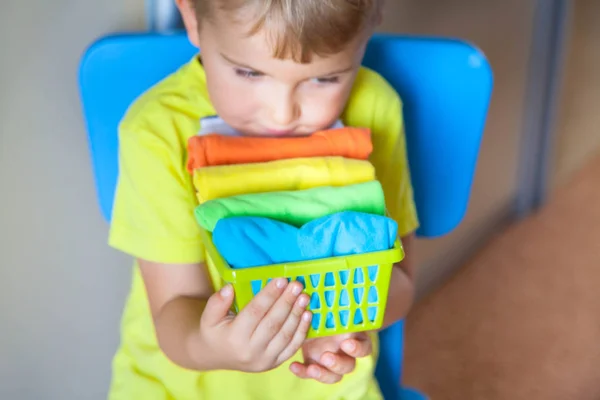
312 313 321 330
326 312 335 329
251 280 262 296
339 270 349 285
367 306 378 323
310 292 321 310
339 310 350 327
324 290 335 308
309 274 320 289
368 265 379 282
353 287 364 305
339 289 350 307
353 309 364 325
353 268 364 284
368 286 378 304
324 272 335 287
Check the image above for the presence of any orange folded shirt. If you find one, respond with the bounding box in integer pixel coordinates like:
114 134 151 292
186 127 372 173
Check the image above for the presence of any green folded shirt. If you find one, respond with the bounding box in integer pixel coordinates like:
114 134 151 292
195 180 386 232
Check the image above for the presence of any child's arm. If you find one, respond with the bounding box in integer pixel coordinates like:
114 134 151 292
139 259 312 372
381 232 416 327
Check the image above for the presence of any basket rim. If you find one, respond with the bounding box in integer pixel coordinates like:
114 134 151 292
200 227 405 282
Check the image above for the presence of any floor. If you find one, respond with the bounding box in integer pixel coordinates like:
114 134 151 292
403 153 600 400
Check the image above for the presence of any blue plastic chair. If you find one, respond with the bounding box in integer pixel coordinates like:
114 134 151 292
79 32 493 400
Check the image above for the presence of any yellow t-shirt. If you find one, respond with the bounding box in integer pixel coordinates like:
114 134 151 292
108 57 419 400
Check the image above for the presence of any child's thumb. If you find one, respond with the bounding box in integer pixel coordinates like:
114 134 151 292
203 284 235 325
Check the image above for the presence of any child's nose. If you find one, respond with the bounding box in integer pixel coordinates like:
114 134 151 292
269 90 300 127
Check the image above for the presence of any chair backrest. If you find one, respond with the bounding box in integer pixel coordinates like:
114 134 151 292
363 34 493 237
79 32 492 400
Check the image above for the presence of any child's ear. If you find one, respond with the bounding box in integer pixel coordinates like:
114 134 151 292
176 0 201 48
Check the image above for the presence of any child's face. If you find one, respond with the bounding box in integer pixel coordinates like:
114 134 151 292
185 9 368 137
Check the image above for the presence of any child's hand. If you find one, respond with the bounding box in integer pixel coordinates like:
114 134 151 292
289 332 373 384
198 278 312 373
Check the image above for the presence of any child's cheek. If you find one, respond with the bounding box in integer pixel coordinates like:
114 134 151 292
302 96 346 127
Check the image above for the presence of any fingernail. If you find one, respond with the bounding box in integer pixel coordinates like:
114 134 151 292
302 312 312 321
298 295 308 307
310 368 321 378
292 284 302 296
344 341 356 352
220 285 232 297
323 355 334 367
276 278 287 289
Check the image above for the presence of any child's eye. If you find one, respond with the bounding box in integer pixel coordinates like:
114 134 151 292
235 68 263 79
312 76 340 85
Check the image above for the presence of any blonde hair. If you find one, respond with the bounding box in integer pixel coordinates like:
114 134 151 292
194 0 383 63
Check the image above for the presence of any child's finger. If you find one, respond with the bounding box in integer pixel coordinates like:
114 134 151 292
253 281 305 345
306 364 343 384
340 335 372 358
319 351 356 376
201 284 235 326
275 310 312 364
290 362 343 384
266 292 309 356
290 362 310 379
233 278 288 335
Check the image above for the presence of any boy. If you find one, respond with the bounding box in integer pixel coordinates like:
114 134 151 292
107 0 419 399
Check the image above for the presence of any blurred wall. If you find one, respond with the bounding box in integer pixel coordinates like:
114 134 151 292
379 0 536 295
552 0 600 188
0 1 144 399
0 1 536 399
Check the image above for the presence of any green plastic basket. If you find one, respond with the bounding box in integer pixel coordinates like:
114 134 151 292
200 227 404 338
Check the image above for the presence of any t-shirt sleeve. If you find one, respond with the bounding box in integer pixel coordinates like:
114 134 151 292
108 116 204 264
370 94 420 237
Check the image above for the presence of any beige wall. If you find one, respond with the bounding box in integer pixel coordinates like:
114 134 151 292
379 0 536 295
0 1 535 399
0 1 144 399
552 0 600 188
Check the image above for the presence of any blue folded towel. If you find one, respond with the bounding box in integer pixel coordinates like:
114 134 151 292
212 211 398 268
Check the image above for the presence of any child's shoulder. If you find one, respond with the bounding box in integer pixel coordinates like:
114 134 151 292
343 66 403 129
119 57 213 135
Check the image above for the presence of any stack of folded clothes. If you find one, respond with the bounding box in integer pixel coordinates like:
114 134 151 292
187 126 398 327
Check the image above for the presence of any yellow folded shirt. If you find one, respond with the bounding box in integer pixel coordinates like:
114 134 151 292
193 156 376 204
